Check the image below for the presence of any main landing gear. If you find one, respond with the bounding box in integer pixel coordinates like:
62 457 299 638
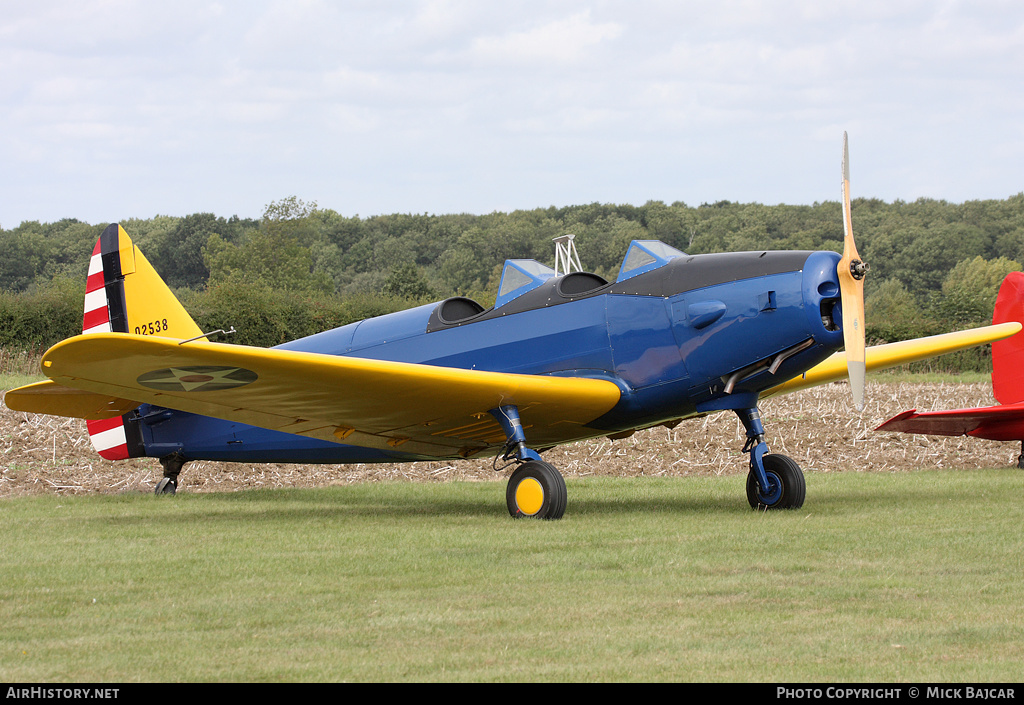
148 406 804 515
506 460 567 520
737 407 806 511
491 402 805 518
492 405 567 520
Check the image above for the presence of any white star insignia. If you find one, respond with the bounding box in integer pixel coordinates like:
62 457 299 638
137 366 258 392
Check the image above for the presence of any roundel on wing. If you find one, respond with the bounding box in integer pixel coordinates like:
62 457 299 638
137 366 258 392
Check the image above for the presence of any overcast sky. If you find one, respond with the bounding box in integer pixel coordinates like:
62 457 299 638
3 1 1023 227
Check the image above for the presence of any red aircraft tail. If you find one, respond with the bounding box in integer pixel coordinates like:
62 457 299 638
992 271 1024 405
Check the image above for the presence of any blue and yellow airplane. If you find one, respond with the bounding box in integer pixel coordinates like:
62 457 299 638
5 135 1019 517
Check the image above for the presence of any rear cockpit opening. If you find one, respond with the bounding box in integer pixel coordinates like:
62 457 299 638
557 272 608 296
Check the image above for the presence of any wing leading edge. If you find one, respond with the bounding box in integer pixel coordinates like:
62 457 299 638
7 323 1019 458
761 322 1022 398
17 333 623 459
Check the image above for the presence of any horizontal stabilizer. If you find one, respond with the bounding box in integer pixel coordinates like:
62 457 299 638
4 380 140 420
875 402 1024 441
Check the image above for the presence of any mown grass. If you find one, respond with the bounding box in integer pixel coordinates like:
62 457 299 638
0 347 45 391
1 373 43 391
2 471 1023 682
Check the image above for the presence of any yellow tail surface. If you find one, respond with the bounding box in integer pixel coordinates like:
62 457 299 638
83 223 205 341
6 223 203 437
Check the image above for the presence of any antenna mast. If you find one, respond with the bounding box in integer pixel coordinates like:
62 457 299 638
553 234 582 276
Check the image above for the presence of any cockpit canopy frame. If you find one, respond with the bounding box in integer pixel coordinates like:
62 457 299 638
616 240 686 283
494 259 557 309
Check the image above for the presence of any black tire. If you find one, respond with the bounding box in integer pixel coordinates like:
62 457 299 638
154 477 177 495
746 453 805 510
506 460 567 520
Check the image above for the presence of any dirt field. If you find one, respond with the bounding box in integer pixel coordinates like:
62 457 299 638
1 381 1017 497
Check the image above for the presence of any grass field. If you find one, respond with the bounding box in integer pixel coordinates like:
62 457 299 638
3 365 1021 682
2 471 1023 682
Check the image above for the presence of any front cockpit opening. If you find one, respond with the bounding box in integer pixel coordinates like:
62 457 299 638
436 297 486 324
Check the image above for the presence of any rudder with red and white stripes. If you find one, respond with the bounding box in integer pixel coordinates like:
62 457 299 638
83 228 125 335
81 224 152 460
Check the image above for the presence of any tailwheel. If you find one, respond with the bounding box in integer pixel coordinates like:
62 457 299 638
506 460 567 520
154 477 177 495
156 453 187 496
746 453 806 511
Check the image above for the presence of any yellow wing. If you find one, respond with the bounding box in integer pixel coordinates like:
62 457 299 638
762 322 1022 398
9 323 1018 456
13 333 622 459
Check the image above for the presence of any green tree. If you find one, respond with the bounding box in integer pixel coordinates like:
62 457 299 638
0 223 46 291
865 278 940 342
204 197 331 293
382 263 436 300
263 196 319 246
935 256 1023 326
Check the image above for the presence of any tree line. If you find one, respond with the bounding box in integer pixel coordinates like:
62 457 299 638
2 194 1023 369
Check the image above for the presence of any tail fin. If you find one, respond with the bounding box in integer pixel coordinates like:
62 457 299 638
84 223 204 459
84 223 205 339
992 271 1024 405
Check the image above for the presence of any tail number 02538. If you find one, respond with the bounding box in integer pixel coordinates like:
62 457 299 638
135 319 169 335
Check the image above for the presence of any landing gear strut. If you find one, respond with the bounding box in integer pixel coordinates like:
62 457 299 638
155 453 187 495
737 407 805 510
491 405 566 520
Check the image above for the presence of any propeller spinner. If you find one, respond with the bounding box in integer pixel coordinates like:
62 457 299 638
838 131 868 411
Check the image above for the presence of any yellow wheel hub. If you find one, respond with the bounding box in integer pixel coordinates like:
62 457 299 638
514 477 545 516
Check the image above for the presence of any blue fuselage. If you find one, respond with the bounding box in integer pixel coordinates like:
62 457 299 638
134 249 845 463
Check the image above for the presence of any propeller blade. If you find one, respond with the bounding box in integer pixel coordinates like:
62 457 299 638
838 132 868 411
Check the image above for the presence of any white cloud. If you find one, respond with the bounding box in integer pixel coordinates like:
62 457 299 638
1 1 1024 226
466 11 623 67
